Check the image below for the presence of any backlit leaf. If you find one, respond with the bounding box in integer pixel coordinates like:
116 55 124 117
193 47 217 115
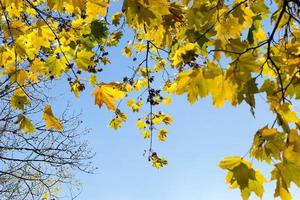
42 105 63 131
92 83 126 111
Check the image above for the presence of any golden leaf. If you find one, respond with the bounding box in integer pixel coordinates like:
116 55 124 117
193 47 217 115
42 105 63 131
92 83 126 111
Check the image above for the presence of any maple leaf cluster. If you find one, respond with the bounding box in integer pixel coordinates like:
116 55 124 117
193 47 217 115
0 0 299 199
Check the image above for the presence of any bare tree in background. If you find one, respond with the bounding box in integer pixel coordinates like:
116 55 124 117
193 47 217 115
0 79 94 200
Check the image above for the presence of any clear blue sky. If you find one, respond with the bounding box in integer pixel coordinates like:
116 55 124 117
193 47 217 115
50 1 300 199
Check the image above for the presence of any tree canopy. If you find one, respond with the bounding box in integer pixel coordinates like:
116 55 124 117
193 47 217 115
0 0 299 199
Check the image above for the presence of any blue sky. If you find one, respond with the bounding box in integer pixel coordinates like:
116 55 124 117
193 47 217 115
49 1 300 200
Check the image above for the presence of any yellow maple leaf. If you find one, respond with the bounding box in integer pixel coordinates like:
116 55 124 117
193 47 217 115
31 59 48 76
109 117 123 130
171 43 200 67
127 98 142 112
215 14 242 39
154 60 166 72
86 0 109 19
10 88 31 110
122 0 169 28
276 103 299 123
92 83 126 111
142 130 150 139
0 46 16 75
112 12 123 26
41 192 50 200
45 56 67 77
29 21 57 49
134 79 148 91
207 75 238 107
136 119 147 129
3 20 26 39
89 75 98 86
284 147 300 166
150 153 168 169
158 129 169 142
15 35 37 60
122 46 132 57
75 50 95 71
162 96 172 105
72 0 87 13
47 0 67 12
10 70 28 86
42 105 63 131
18 115 35 133
70 80 85 98
133 41 146 52
219 156 266 200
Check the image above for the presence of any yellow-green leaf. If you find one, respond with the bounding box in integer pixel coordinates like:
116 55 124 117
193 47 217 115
42 105 63 131
92 83 126 111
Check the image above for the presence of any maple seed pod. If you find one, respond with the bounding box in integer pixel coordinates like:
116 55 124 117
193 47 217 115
81 11 86 19
102 52 109 56
67 63 74 69
149 77 154 83
151 152 158 159
88 66 97 73
123 77 128 83
65 25 70 31
78 84 85 92
129 79 134 85
150 99 155 105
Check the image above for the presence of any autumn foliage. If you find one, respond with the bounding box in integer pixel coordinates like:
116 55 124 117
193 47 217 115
0 0 299 199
